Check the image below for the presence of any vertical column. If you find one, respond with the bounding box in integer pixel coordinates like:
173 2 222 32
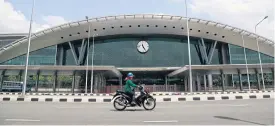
255 69 261 90
271 69 274 88
238 70 243 91
99 74 103 93
193 79 196 92
165 76 168 92
0 70 6 92
221 72 225 91
53 71 57 93
207 74 213 90
35 71 40 92
119 77 122 90
59 46 64 65
71 71 75 93
93 74 96 93
203 75 207 92
188 75 193 93
102 76 106 93
19 70 23 82
196 75 201 92
184 77 188 92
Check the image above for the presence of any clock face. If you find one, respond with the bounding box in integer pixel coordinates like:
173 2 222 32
137 41 149 53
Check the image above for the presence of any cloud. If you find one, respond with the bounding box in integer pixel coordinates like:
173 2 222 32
169 0 274 40
0 0 69 34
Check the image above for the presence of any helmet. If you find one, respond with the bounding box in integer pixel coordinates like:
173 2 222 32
127 72 134 77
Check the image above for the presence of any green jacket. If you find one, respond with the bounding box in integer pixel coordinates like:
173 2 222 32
124 80 137 92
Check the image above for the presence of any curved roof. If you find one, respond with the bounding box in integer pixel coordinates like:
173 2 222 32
0 14 274 62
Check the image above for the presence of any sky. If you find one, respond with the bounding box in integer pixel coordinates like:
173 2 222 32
0 0 274 40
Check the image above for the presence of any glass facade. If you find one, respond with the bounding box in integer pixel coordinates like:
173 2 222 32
228 44 274 64
2 45 56 65
82 35 222 67
0 34 273 93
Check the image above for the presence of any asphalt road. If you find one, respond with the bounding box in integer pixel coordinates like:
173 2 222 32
0 99 274 125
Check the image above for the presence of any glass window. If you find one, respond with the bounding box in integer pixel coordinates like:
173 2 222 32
82 36 221 67
229 44 274 64
1 45 56 65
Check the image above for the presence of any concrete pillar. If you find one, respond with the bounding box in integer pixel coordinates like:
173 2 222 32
119 77 122 90
255 69 261 90
271 69 274 87
196 75 201 91
207 74 213 90
165 76 168 92
0 70 6 92
184 77 188 92
192 79 196 92
188 76 192 93
94 74 98 93
71 71 75 93
93 74 97 93
203 75 207 91
103 76 106 93
19 70 23 82
53 71 57 93
59 46 64 65
100 74 104 93
238 70 243 91
35 71 40 92
221 73 225 91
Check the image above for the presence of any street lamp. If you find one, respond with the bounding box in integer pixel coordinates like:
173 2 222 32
23 0 35 96
241 35 250 91
185 0 192 93
85 16 90 94
255 16 268 90
90 33 98 94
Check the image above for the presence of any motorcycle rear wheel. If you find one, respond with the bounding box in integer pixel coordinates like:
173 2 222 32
113 97 127 111
142 97 156 110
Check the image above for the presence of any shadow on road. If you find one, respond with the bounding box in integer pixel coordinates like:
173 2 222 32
110 109 150 112
214 116 267 125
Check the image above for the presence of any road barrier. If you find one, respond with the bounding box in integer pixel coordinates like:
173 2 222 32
0 92 273 103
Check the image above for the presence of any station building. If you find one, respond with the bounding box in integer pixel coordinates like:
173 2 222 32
0 14 274 93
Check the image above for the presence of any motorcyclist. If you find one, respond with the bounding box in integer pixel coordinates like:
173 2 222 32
124 72 137 105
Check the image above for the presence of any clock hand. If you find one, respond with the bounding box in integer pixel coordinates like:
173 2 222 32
142 44 146 50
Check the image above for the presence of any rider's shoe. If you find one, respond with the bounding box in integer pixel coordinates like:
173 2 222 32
130 101 136 105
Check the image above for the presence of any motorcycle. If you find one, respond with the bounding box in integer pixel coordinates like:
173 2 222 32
112 85 156 111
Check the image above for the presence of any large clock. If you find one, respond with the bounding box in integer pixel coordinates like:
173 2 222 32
137 41 149 53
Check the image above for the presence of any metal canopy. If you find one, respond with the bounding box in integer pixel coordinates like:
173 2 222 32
167 63 275 77
1 14 273 54
0 65 122 77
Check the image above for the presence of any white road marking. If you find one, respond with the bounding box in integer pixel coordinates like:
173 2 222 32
226 104 249 107
143 120 178 123
54 106 83 109
5 119 40 122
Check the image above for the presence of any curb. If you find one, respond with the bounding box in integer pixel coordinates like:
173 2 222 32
0 92 273 103
0 90 273 96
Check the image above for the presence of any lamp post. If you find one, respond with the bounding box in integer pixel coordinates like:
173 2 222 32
185 0 192 92
241 35 250 91
90 33 98 93
23 0 35 96
255 16 268 90
85 16 90 94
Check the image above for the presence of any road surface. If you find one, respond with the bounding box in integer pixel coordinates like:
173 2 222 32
0 99 274 125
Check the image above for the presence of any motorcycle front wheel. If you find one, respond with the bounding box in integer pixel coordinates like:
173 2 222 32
142 97 156 110
113 96 127 111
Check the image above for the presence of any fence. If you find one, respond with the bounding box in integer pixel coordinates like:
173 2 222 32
104 84 184 93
